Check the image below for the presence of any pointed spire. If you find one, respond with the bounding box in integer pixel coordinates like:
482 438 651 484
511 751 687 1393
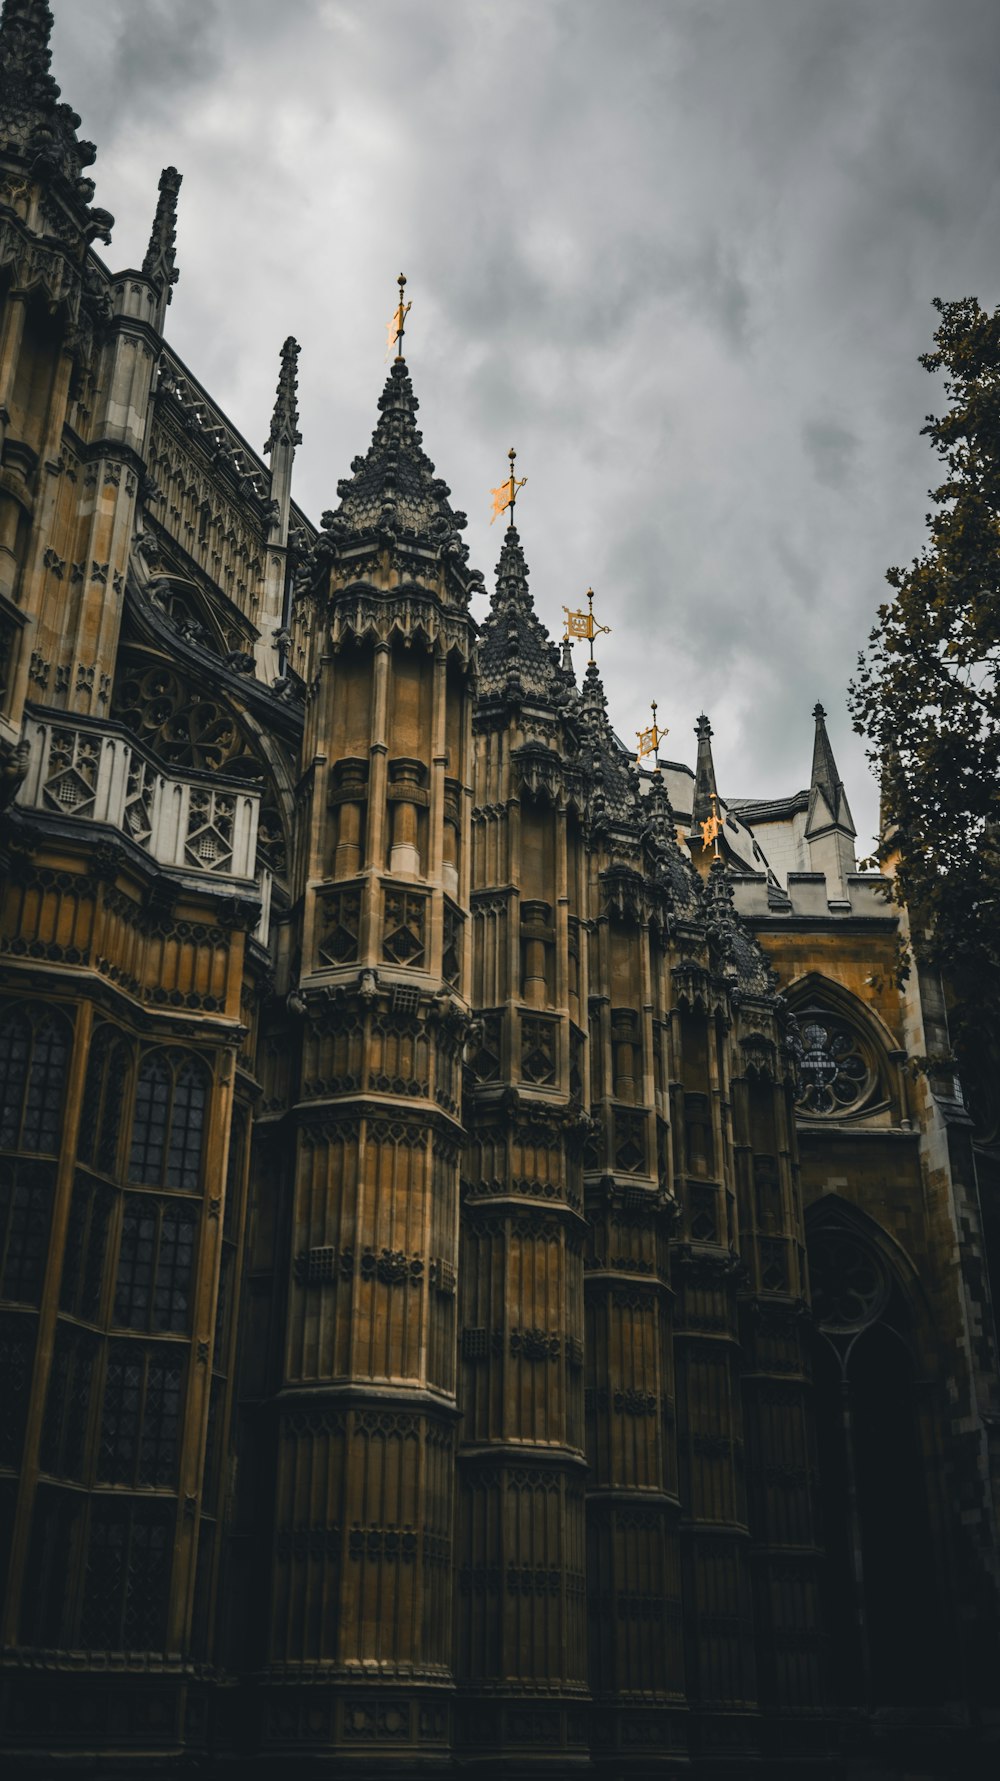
645 766 676 846
478 524 561 702
706 853 736 919
705 853 774 993
264 336 302 455
575 656 643 829
327 358 467 554
804 702 857 893
142 166 182 298
692 712 720 834
807 702 855 836
0 1 111 235
581 655 608 721
494 523 531 608
810 703 839 810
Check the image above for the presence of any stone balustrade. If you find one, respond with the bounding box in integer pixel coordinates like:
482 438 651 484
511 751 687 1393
17 709 261 882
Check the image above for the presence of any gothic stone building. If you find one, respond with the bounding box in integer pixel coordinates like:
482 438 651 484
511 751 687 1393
0 6 999 1778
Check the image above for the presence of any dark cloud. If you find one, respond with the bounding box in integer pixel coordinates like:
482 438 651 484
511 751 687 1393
46 0 1000 854
802 419 858 491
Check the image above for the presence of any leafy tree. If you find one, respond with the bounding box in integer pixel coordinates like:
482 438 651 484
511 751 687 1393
849 296 1000 1055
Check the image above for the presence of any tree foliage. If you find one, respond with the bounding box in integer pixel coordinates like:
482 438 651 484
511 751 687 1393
849 296 1000 1050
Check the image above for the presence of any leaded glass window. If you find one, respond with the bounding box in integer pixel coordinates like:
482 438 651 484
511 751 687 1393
60 1172 114 1321
97 1341 185 1489
81 1496 173 1651
0 1006 29 1150
0 1157 55 1304
0 1003 72 1155
0 1310 36 1467
166 1061 206 1188
21 1485 83 1648
78 1027 131 1176
793 1011 874 1117
40 1321 98 1481
113 1196 197 1334
128 1052 208 1190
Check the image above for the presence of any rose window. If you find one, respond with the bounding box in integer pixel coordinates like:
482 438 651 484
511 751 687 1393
794 1012 872 1116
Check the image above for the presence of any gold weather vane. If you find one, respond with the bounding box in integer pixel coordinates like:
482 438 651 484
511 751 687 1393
636 700 667 762
700 790 724 859
386 272 411 360
562 587 611 662
490 447 527 524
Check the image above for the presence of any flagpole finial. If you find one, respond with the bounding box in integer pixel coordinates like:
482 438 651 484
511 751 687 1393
490 447 527 525
562 586 611 662
386 272 411 361
636 698 668 762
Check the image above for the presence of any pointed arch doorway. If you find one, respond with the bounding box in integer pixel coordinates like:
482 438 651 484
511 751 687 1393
807 1214 952 1712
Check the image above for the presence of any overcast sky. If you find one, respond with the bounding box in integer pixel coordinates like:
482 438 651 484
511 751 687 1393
49 0 1000 854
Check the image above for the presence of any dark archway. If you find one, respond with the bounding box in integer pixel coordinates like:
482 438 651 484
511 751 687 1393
808 1219 950 1711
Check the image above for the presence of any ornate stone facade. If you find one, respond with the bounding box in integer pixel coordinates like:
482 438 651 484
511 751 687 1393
0 7 998 1778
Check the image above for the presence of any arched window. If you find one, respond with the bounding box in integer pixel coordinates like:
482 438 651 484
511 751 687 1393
128 1051 208 1191
0 1002 72 1155
78 1027 131 1177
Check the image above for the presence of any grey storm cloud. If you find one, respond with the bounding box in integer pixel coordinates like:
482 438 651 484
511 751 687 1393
48 0 1000 853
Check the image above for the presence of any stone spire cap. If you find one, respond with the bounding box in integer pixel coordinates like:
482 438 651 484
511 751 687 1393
643 765 677 848
578 657 642 827
807 701 855 836
323 356 469 562
0 0 112 238
142 165 181 298
264 335 302 454
644 765 703 915
477 524 562 701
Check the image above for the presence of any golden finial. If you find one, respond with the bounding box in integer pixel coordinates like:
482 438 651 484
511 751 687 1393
700 790 724 859
490 446 527 525
386 272 411 360
636 699 668 763
562 586 611 662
